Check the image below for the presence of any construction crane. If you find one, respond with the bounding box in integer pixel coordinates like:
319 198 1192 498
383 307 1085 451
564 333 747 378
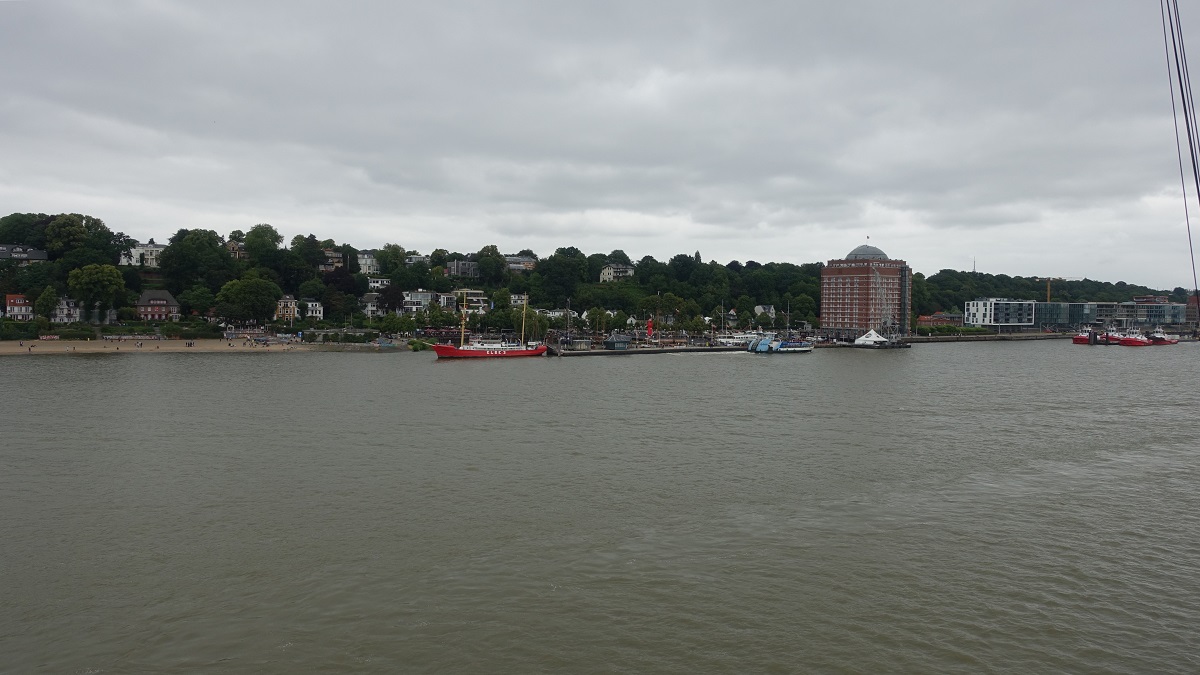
1033 277 1082 303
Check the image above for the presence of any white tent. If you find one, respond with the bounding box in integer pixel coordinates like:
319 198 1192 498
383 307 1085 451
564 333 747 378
854 330 888 345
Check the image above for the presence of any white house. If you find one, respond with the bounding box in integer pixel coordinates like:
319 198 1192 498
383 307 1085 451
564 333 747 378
52 297 81 323
299 298 324 321
358 250 380 275
120 242 167 268
368 277 391 290
600 263 635 283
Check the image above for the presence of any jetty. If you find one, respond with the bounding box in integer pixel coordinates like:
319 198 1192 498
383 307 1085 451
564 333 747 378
546 343 743 357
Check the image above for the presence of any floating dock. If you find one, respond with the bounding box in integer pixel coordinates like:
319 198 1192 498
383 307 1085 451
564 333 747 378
546 344 744 357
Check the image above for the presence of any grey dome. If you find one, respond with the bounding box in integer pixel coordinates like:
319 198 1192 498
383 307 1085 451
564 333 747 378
846 244 888 260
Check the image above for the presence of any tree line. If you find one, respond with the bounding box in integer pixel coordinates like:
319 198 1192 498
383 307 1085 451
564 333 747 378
1 211 1187 332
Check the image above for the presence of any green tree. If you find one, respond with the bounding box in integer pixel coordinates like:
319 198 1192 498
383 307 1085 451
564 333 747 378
35 286 58 321
178 285 216 317
67 264 126 322
159 229 237 294
244 223 284 267
215 277 283 324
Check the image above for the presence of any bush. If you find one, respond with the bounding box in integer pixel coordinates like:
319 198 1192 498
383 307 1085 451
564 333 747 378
0 320 39 341
180 325 222 339
55 329 95 340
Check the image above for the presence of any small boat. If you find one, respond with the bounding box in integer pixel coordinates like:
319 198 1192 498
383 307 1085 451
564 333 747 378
1148 327 1180 345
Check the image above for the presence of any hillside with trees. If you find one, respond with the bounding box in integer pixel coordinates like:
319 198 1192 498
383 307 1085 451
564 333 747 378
2 211 1189 334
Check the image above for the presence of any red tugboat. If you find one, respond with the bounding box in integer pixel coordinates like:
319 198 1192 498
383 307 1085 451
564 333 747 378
431 304 547 359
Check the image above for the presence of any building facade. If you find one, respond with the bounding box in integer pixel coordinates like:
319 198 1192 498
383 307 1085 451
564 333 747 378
0 245 49 266
275 295 298 322
357 250 379 275
819 244 912 336
445 260 480 278
964 298 1036 330
4 294 33 321
120 243 166 268
600 263 635 283
136 290 180 322
52 297 81 323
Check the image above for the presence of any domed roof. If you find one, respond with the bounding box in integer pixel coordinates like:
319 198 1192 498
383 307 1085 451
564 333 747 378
846 244 888 260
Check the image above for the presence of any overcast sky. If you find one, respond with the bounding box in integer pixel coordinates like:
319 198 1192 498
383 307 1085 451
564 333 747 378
3 1 1199 288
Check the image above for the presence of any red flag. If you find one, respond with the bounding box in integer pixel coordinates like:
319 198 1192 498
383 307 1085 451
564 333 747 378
647 319 653 336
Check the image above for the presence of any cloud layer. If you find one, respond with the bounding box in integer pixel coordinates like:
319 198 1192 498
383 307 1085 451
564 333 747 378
1 1 1197 287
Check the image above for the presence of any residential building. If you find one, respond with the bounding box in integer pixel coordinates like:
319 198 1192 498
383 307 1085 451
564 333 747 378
275 295 298 322
819 244 912 336
361 292 383 319
445 259 480 278
1093 300 1187 328
5 294 33 321
358 250 380 275
136 290 181 322
0 245 49 266
510 292 529 307
964 298 1035 330
505 256 537 273
453 288 488 313
299 298 324 321
225 240 246 260
52 297 81 323
753 305 776 321
916 312 964 327
1033 302 1096 329
405 255 431 267
120 242 167 268
318 249 344 273
600 263 635 283
368 277 390 290
403 289 438 314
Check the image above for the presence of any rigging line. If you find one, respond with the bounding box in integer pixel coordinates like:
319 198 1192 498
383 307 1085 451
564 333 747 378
1168 1 1200 200
1171 0 1200 188
1163 0 1200 304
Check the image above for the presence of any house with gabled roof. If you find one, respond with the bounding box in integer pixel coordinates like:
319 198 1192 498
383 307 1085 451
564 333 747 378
136 290 180 322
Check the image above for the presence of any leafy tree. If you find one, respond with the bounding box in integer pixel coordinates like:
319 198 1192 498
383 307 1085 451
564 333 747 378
298 278 326 299
67 264 126 322
375 243 407 275
0 212 54 248
159 229 237 294
35 286 58 320
244 223 284 267
290 234 326 268
477 245 506 285
215 277 283 324
178 285 216 317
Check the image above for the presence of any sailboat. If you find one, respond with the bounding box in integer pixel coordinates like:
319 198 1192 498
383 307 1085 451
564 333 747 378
431 300 547 358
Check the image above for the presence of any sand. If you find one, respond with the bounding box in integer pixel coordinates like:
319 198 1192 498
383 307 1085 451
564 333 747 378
0 338 315 356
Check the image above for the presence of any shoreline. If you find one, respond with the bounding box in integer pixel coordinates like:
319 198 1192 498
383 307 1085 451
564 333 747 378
0 338 314 356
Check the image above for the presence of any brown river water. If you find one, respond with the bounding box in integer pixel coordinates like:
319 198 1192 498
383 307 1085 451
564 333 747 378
2 341 1199 673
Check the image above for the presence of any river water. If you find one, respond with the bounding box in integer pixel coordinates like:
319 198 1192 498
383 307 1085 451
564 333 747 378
2 341 1199 673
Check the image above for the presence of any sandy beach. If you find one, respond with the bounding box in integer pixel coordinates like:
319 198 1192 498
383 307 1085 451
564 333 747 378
0 338 316 356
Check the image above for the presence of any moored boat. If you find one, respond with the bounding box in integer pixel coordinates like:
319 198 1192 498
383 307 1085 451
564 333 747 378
431 341 548 358
747 334 814 353
1118 332 1152 347
1148 327 1180 345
